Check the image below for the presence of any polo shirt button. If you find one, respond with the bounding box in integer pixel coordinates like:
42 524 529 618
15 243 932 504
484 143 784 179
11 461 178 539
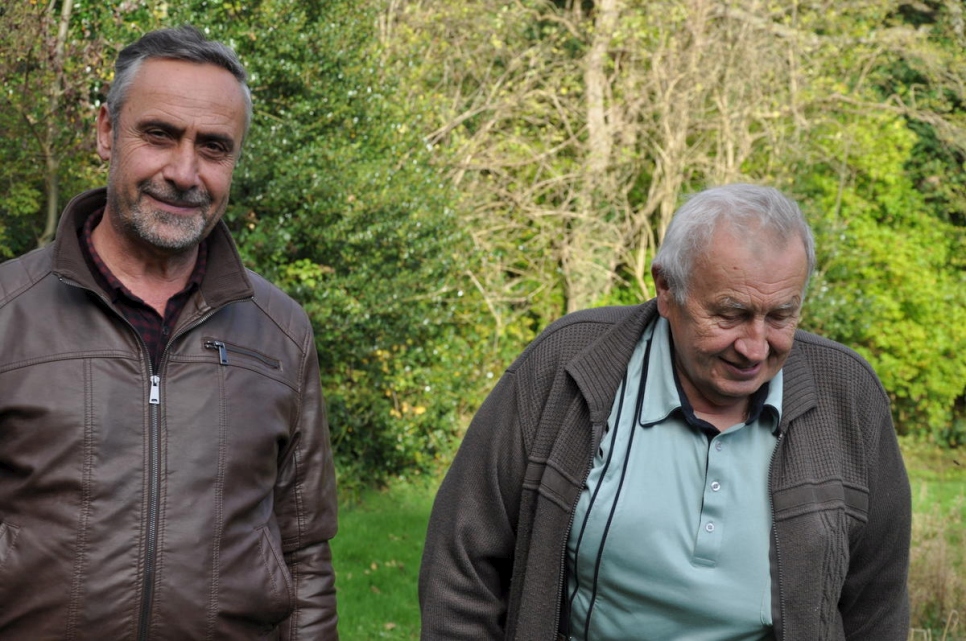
714 441 723 451
705 522 715 533
711 481 721 492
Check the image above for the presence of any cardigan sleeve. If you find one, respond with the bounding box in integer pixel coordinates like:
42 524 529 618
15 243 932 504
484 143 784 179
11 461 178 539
418 368 529 640
839 390 911 640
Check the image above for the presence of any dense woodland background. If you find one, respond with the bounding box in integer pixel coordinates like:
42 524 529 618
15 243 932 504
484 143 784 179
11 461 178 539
2 0 965 487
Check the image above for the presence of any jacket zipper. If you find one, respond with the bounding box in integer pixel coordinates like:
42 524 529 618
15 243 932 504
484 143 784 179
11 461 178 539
552 419 604 641
59 276 165 641
135 309 223 641
137 375 162 641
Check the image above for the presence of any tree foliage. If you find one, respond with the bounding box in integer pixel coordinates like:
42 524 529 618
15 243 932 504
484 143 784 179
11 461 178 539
0 0 115 255
385 0 966 444
1 0 964 464
208 0 483 485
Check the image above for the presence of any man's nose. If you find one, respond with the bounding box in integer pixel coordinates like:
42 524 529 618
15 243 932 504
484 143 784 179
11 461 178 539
735 319 769 361
161 142 201 189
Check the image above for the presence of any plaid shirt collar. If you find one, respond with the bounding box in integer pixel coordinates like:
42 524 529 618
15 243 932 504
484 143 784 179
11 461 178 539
79 208 208 306
78 208 208 369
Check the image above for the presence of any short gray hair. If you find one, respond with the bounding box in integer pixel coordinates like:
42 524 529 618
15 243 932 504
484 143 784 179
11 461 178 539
106 25 252 135
652 183 816 304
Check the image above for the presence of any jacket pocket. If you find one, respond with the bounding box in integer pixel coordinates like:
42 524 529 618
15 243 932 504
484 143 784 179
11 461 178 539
219 523 295 629
0 521 20 571
256 523 295 618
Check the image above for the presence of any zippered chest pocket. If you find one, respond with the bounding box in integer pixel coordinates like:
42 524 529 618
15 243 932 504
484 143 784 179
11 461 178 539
204 339 282 370
197 337 298 401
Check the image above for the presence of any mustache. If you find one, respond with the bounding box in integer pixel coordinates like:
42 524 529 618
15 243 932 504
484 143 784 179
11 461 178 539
139 181 212 208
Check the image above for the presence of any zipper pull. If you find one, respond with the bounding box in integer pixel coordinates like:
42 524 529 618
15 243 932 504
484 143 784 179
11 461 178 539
149 375 161 405
204 340 229 365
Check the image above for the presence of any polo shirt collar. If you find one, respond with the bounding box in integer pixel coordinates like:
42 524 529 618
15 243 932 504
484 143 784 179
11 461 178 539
639 317 783 432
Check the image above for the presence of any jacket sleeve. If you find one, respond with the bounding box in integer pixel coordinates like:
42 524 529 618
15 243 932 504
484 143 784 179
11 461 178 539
839 388 911 640
418 368 529 640
276 329 339 640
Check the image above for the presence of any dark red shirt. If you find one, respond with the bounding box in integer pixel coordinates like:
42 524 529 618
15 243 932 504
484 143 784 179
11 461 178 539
79 210 208 370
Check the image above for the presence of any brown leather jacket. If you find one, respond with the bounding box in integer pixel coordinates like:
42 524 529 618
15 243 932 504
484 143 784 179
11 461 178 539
0 189 338 640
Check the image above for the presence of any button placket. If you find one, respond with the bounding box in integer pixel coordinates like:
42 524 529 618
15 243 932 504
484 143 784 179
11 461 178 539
693 434 728 564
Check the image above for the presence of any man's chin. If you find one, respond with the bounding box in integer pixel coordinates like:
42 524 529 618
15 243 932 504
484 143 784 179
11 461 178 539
714 379 767 402
137 229 206 253
132 215 208 252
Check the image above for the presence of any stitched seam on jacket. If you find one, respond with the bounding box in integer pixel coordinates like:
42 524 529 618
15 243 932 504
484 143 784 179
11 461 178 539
64 358 95 640
205 366 229 641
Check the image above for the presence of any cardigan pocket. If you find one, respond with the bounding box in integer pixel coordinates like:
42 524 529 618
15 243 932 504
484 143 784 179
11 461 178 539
772 479 869 523
771 478 869 635
772 479 869 581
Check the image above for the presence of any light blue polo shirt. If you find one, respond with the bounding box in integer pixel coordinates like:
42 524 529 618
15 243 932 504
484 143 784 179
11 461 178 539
566 317 782 641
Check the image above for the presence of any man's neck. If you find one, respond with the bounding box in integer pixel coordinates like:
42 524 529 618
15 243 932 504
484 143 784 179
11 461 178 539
90 217 198 315
691 404 749 432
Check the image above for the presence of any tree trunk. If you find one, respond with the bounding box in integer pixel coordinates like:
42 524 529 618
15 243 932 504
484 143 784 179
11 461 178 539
38 0 73 247
562 0 621 313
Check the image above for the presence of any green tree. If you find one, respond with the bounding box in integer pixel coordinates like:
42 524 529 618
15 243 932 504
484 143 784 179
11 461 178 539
798 112 966 444
0 0 116 255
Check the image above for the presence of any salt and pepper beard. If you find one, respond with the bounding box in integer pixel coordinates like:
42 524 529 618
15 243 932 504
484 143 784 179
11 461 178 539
106 178 217 254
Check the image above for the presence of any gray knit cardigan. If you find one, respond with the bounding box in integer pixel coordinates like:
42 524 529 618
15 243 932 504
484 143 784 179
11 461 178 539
419 300 911 641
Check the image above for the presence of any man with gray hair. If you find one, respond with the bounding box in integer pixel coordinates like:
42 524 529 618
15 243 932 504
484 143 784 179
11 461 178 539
0 26 338 639
419 183 910 640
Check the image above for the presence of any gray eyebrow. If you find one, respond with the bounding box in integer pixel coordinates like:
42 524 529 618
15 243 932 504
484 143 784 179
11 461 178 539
138 119 237 151
717 297 802 313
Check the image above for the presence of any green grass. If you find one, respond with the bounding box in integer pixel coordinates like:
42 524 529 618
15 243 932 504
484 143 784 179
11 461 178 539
902 437 966 514
331 440 966 640
331 476 438 641
901 437 966 640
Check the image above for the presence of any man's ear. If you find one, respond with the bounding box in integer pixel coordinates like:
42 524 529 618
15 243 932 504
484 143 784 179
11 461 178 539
95 105 114 162
652 265 673 317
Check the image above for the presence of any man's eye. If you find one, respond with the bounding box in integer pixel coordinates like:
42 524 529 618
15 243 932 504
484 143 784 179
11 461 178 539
203 142 230 155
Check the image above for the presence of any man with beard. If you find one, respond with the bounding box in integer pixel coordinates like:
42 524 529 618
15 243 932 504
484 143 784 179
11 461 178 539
0 26 339 640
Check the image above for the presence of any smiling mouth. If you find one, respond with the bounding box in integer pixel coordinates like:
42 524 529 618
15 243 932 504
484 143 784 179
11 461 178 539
146 193 205 210
141 183 210 211
723 359 762 377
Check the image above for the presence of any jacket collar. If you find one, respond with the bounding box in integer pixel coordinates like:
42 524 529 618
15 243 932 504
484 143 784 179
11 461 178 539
51 187 255 311
564 299 818 434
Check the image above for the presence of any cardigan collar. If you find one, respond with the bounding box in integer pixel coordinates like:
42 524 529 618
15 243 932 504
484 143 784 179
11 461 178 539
565 299 818 436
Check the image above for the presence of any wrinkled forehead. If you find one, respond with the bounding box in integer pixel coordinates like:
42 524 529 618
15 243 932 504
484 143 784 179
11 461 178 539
121 59 248 145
